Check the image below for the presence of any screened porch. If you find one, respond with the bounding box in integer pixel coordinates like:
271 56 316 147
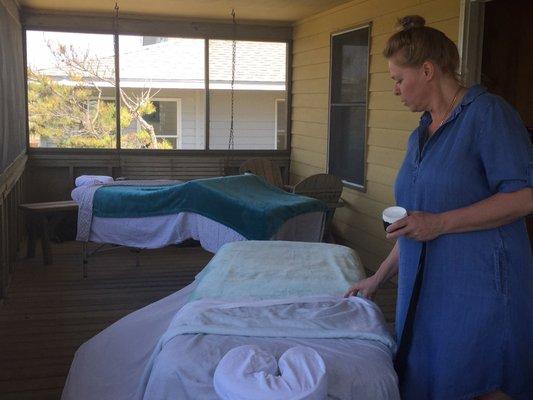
0 0 531 398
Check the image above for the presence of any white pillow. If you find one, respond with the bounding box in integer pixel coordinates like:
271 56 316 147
75 175 114 187
189 241 366 302
214 345 327 400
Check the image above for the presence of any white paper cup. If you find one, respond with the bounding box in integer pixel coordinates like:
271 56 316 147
382 206 407 230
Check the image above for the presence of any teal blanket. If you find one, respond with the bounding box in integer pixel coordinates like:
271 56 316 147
92 175 326 240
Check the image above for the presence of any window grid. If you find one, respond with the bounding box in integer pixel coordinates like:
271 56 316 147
25 31 289 152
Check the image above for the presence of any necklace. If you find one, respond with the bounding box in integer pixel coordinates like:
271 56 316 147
438 86 462 128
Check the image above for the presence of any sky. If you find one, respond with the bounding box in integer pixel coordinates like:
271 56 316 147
26 31 144 70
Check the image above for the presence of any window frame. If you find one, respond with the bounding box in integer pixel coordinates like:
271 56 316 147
22 18 291 154
132 98 182 147
326 23 371 191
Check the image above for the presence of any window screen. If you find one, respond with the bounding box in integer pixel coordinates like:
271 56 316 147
328 26 369 188
208 40 287 150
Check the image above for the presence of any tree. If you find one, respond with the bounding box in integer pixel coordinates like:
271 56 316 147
28 42 171 149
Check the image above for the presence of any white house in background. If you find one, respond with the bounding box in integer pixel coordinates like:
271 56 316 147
32 37 288 150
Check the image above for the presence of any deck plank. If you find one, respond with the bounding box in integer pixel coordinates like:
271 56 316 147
0 242 211 398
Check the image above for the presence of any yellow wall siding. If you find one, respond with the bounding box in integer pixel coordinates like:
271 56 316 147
367 128 410 150
291 0 461 271
292 107 329 124
366 164 399 186
293 78 329 94
292 93 329 109
291 148 326 169
291 134 328 154
369 54 389 73
368 110 419 130
292 63 329 80
293 47 330 67
291 120 328 139
290 160 325 181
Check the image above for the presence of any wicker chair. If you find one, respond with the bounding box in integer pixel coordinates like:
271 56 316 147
292 173 344 242
238 158 285 189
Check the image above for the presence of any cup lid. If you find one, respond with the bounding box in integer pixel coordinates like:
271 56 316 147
382 206 407 224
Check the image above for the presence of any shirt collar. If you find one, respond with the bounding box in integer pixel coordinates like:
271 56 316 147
419 84 487 126
459 84 486 106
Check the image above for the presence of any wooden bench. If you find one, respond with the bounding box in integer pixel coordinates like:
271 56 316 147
19 201 78 265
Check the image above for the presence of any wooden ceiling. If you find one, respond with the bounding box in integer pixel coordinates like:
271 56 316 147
17 0 354 24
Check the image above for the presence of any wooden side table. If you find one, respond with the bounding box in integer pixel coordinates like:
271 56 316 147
19 200 78 265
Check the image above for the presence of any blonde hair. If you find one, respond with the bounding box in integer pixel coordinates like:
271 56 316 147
383 15 459 77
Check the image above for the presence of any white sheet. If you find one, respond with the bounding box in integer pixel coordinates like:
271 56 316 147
72 184 325 252
154 296 396 346
62 285 400 400
89 211 324 253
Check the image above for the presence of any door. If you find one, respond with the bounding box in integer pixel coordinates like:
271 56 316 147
479 0 533 248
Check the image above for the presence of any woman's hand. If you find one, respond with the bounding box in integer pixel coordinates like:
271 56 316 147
386 211 444 241
344 275 380 300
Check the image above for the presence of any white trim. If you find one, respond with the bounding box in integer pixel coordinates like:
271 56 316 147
137 97 182 141
195 90 205 149
274 98 286 150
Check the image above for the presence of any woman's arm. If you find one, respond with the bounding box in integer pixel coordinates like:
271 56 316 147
387 187 533 241
344 242 399 299
373 241 400 284
440 187 532 234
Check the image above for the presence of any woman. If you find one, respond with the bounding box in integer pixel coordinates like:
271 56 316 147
345 15 532 400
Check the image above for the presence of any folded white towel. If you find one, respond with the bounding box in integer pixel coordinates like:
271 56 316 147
214 345 327 400
75 175 114 187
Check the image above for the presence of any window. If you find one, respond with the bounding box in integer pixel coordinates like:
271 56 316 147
26 31 116 148
118 35 203 150
145 100 182 149
208 40 287 150
328 26 370 188
25 31 289 151
118 99 182 149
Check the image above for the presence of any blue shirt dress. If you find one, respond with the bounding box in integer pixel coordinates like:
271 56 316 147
394 85 532 400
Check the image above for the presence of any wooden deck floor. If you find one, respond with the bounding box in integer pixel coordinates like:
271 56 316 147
0 240 396 399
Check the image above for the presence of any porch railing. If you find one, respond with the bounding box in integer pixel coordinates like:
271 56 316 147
0 153 26 301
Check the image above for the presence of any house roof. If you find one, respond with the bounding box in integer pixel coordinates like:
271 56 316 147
35 38 286 91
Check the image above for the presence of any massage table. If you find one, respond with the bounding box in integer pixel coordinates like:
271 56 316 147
72 175 326 276
62 241 400 400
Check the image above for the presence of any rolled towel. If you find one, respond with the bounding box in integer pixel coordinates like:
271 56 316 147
75 175 114 187
214 345 327 400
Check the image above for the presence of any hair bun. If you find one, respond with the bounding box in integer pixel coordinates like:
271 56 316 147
397 15 426 31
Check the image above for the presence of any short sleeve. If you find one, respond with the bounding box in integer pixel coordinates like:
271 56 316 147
477 97 532 193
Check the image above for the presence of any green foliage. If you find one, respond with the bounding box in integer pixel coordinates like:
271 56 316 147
138 100 156 116
120 107 133 129
64 134 116 148
27 46 167 149
121 129 152 149
157 139 174 150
